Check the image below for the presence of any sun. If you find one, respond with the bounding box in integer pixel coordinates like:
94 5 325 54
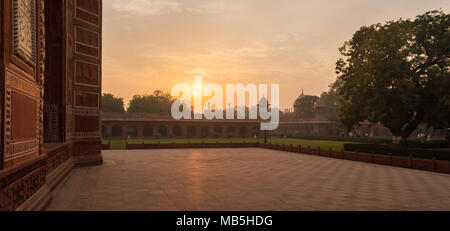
193 90 199 96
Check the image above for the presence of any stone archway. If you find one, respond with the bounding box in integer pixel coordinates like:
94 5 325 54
173 126 183 137
158 126 168 137
252 126 260 138
227 126 236 138
111 125 123 137
143 126 153 137
187 126 197 138
127 126 138 138
239 127 249 138
213 126 223 138
200 126 210 138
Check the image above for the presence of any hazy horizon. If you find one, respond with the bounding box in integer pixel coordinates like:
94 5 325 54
102 0 449 110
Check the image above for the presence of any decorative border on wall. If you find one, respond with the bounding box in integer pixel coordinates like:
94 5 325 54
47 147 71 174
72 131 101 139
74 90 99 109
5 71 40 97
38 0 46 149
72 108 101 138
4 71 40 159
65 0 75 107
12 0 37 66
74 60 100 87
5 140 39 158
0 157 47 211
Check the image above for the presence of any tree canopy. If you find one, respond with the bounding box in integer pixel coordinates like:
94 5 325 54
294 95 319 119
127 90 174 114
334 10 449 140
320 89 340 122
101 93 125 113
292 89 340 121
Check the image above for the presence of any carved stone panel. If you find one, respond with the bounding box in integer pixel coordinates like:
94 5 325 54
75 61 99 86
74 91 99 108
72 108 101 138
4 72 40 160
11 91 38 140
12 0 37 66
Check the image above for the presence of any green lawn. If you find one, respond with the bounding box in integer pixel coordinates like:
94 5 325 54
268 138 359 152
102 138 356 151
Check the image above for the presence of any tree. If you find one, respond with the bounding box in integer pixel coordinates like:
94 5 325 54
334 10 449 142
294 95 319 119
127 90 174 114
102 93 125 113
320 89 340 122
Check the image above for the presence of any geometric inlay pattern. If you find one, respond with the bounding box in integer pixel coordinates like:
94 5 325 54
12 0 37 65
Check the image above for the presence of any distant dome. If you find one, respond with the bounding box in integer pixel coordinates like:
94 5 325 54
298 89 305 99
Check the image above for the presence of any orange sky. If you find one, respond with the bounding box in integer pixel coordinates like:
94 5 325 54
102 0 449 110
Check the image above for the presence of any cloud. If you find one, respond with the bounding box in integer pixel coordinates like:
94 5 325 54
103 0 450 109
108 0 242 16
109 0 183 16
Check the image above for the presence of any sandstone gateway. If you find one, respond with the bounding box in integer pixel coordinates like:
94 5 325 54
0 0 103 210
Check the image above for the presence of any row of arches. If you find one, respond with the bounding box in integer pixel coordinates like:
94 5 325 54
103 124 261 138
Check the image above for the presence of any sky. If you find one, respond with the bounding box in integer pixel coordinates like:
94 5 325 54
102 0 449 110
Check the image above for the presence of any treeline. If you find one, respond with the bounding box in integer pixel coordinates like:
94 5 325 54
101 90 174 114
102 90 281 116
292 89 339 121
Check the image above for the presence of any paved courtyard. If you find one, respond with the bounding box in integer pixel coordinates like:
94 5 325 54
47 148 450 211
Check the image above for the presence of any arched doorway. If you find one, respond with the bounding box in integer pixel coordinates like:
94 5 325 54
227 127 236 138
252 126 260 138
158 126 168 137
200 127 210 138
111 125 123 137
173 126 183 137
239 127 249 138
187 126 197 138
213 126 223 138
143 126 153 137
127 126 138 138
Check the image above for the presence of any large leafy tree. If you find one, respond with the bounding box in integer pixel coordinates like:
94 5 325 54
294 95 319 119
102 93 125 113
334 10 449 141
320 89 340 122
127 90 174 114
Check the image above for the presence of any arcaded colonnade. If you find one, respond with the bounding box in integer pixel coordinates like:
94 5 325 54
102 119 263 139
101 112 395 139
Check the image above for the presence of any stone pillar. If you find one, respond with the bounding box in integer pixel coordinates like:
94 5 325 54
182 125 188 138
223 126 228 137
153 125 158 137
137 125 144 138
209 126 215 138
230 126 235 138
193 125 198 138
192 126 198 138
122 126 128 138
167 126 173 137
